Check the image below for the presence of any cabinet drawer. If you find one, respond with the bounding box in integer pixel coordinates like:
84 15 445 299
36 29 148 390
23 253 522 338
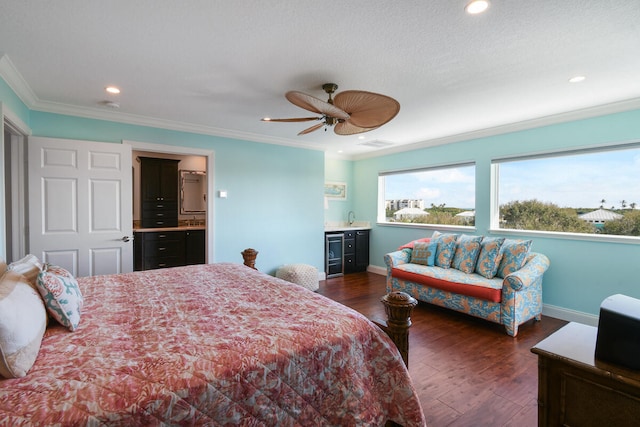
143 201 177 212
344 238 355 254
143 240 182 257
143 256 184 270
143 231 184 241
344 230 356 239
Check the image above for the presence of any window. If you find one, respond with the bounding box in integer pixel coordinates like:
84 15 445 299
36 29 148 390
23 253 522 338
494 144 640 237
378 163 476 226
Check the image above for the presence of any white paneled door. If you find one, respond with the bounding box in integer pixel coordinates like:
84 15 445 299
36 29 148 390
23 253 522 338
28 137 133 277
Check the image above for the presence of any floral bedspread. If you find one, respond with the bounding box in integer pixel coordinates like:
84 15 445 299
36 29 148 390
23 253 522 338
0 263 425 426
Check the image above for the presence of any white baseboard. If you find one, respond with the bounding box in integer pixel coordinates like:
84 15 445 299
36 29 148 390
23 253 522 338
542 304 599 326
367 265 386 276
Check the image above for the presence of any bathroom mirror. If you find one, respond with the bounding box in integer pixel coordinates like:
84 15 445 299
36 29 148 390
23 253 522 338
180 170 206 214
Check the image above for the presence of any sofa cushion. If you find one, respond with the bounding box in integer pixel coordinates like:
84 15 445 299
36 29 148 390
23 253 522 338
432 231 459 269
497 239 532 278
452 234 483 274
391 263 503 302
410 241 438 266
475 237 505 279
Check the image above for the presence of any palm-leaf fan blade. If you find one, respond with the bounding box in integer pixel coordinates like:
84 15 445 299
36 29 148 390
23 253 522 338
334 91 400 128
334 121 377 135
298 122 325 135
286 91 350 120
262 117 320 122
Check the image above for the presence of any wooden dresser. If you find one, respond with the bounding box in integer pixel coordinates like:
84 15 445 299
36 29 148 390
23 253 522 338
531 322 640 426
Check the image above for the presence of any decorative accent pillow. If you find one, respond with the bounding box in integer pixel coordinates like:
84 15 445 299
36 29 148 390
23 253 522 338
7 254 43 289
410 241 438 266
497 239 533 278
399 237 431 250
451 234 483 274
475 237 505 279
0 270 48 378
36 264 83 331
431 231 459 269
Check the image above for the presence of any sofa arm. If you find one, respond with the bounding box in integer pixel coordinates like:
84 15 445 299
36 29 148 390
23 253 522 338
384 249 412 270
504 252 550 291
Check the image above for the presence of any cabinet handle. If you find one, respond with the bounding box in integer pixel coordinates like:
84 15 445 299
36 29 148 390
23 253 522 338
156 213 164 217
157 221 164 225
158 234 166 238
158 263 166 267
156 204 164 208
158 247 166 251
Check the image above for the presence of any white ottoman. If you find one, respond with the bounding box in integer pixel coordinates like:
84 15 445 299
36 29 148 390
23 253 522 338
276 264 319 292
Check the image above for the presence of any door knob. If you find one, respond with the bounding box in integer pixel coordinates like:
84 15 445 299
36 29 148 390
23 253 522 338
121 236 131 242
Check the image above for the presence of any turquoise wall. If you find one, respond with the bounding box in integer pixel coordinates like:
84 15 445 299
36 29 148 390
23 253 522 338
351 109 640 317
324 157 354 224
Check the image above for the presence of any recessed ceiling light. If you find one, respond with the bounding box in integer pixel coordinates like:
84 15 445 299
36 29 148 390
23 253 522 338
105 86 120 94
465 0 489 14
569 75 586 83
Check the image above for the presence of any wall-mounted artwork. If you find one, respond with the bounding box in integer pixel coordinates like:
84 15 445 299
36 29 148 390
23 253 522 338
324 182 347 200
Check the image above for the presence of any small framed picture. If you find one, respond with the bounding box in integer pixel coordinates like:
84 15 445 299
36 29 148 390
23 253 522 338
324 182 347 200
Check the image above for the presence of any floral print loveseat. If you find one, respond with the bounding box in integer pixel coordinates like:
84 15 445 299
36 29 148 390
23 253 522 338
384 232 550 336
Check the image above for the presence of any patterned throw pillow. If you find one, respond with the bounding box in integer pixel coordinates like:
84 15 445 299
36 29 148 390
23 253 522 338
410 241 438 266
451 234 483 274
431 231 459 269
0 270 47 378
475 237 505 279
496 239 533 278
399 237 431 250
36 264 83 331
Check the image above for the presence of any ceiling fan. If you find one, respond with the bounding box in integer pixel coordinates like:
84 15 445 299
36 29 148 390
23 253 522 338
262 83 400 136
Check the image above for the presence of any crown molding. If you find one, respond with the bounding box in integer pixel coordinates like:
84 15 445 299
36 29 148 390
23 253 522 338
30 98 325 152
352 97 640 161
0 54 38 107
3 52 639 161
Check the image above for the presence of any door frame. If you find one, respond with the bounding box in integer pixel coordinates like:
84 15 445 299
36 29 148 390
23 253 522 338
124 140 215 263
1 102 31 262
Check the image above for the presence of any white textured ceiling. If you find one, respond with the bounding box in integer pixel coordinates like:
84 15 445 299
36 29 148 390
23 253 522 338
1 1 639 158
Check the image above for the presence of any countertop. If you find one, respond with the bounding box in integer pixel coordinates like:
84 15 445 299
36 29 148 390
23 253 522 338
134 226 206 232
324 221 371 232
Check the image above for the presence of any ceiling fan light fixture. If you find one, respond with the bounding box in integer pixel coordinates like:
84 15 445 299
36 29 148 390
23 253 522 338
465 0 489 14
264 83 399 136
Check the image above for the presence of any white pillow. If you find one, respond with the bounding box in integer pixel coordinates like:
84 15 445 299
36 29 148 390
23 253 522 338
8 254 43 289
0 270 47 378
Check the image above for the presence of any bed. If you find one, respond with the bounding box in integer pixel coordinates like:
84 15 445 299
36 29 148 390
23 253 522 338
0 261 425 426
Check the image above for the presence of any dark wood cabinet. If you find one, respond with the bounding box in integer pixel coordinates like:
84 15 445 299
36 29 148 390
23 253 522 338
354 230 370 272
531 322 640 427
185 229 206 265
326 229 369 276
140 157 179 228
134 229 205 271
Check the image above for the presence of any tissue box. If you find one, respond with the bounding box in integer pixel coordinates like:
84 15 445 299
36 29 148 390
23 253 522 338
595 294 640 370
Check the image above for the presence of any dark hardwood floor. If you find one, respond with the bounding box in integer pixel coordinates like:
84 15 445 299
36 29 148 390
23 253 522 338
317 272 568 427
